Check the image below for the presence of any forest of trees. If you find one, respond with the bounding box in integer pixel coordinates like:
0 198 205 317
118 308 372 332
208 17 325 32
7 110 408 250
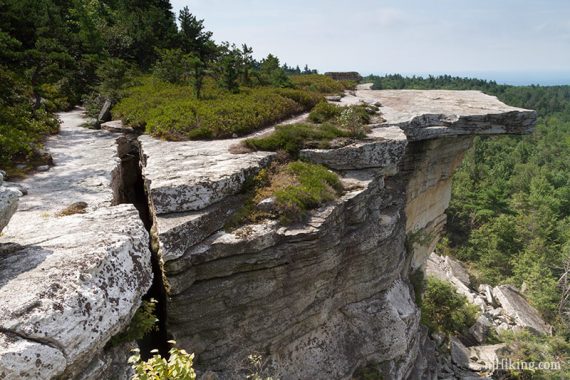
0 0 319 170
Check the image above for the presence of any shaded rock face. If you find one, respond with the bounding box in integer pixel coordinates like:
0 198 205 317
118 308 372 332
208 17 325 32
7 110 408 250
139 89 536 379
0 109 153 379
0 171 21 233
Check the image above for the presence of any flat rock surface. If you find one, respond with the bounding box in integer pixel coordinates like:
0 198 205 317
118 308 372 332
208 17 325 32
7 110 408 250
493 285 552 335
341 86 536 140
2 109 118 239
140 135 274 215
0 205 152 379
0 109 153 379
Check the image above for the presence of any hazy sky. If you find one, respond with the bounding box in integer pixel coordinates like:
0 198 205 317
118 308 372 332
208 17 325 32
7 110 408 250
170 0 570 77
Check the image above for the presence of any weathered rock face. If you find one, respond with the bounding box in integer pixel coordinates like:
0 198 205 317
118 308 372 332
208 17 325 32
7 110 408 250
0 171 21 233
140 89 536 379
0 109 153 379
492 285 552 335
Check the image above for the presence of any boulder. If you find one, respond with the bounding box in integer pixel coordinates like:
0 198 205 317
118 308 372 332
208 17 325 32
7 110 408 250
451 337 471 369
0 205 152 378
3 181 28 196
325 95 342 102
478 284 496 307
492 285 552 335
0 186 21 233
426 252 476 302
97 99 113 124
468 315 492 344
468 344 507 372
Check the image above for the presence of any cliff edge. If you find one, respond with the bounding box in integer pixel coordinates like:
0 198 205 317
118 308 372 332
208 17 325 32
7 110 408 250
139 86 536 379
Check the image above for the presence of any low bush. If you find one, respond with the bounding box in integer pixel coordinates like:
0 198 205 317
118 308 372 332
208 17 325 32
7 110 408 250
244 123 352 155
129 340 196 380
308 101 342 123
245 104 373 156
113 76 322 140
420 277 479 336
498 330 570 379
227 161 343 227
290 74 355 94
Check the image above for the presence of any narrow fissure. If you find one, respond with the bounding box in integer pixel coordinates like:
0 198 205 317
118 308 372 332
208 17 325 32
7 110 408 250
114 134 170 359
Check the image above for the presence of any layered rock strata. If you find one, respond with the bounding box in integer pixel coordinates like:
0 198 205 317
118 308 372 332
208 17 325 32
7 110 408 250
140 88 536 379
0 109 153 379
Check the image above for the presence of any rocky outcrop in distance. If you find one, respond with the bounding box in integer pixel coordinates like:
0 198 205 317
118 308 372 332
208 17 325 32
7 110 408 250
138 86 536 379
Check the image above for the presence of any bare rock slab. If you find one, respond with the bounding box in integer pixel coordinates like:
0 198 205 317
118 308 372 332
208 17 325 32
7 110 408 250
340 89 536 140
492 285 552 335
299 127 407 170
0 204 152 378
139 136 274 214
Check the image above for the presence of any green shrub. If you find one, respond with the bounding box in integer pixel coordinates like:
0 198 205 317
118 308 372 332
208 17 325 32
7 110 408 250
228 161 343 226
308 101 342 123
338 106 371 135
129 340 196 380
290 74 354 94
498 330 570 379
113 76 322 140
420 277 479 336
109 299 158 346
244 123 352 155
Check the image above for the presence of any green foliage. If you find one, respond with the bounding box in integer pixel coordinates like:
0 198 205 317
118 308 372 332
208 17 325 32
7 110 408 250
291 74 354 94
113 76 322 139
421 277 479 336
96 57 136 101
498 330 570 379
308 101 342 123
152 49 195 84
246 104 372 156
338 106 370 136
110 299 158 347
129 340 196 380
228 161 343 227
245 123 352 156
246 353 275 380
272 161 343 223
257 54 291 88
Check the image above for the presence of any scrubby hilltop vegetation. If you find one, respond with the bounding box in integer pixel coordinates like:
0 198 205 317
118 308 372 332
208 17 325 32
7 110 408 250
367 74 570 377
0 0 336 172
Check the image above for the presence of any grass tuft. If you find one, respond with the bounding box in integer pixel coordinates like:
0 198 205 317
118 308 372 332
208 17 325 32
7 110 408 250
226 161 343 228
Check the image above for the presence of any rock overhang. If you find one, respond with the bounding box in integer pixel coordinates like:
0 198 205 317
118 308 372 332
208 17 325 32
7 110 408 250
135 88 537 379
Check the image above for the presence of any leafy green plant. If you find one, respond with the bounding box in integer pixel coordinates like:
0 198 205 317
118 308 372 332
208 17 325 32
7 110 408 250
227 161 343 227
290 74 355 94
246 353 275 380
110 299 158 347
308 101 342 123
420 277 479 336
338 106 370 136
244 123 352 156
498 330 570 379
113 76 322 140
129 340 196 380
